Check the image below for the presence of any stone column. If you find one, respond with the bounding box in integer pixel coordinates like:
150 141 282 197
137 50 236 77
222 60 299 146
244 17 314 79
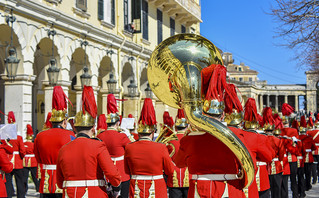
295 95 299 112
284 95 288 104
43 86 54 120
275 95 278 112
4 75 35 139
101 93 108 115
260 95 263 112
123 96 139 117
267 95 270 106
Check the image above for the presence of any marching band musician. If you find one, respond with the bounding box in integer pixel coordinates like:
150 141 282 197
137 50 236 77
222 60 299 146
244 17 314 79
308 113 319 184
296 129 306 198
23 124 39 193
268 115 286 198
3 111 26 198
34 86 75 198
124 98 174 198
0 136 13 198
236 98 274 198
56 86 121 198
299 115 316 191
174 64 247 197
165 109 190 198
97 93 131 197
281 103 299 198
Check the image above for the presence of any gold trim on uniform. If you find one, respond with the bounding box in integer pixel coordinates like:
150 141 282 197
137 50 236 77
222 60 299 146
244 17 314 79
172 170 179 187
183 168 189 187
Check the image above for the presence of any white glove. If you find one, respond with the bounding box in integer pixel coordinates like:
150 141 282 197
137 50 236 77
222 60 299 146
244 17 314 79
292 136 299 143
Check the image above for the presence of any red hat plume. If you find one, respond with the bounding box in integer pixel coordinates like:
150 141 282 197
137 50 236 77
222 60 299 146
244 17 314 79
107 94 118 114
282 103 294 116
7 111 15 123
201 64 228 101
163 111 174 128
97 114 107 131
308 117 314 127
258 113 264 127
26 124 33 136
44 112 52 129
263 107 274 125
244 98 258 122
300 115 307 128
128 114 133 118
176 109 186 119
316 113 319 123
291 119 299 129
52 86 72 111
82 86 97 119
273 114 283 130
139 98 157 126
224 83 243 114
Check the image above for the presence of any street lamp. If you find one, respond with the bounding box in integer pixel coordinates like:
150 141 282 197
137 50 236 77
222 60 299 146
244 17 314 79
4 14 20 81
107 73 117 93
128 79 137 97
144 83 152 99
80 40 92 88
46 29 60 85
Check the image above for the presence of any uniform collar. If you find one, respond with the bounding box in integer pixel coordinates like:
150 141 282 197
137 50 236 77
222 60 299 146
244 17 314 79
77 133 91 139
139 137 152 141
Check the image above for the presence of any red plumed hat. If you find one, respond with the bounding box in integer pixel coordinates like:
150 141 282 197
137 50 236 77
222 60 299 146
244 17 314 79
43 112 52 130
224 84 243 114
263 107 275 130
201 64 227 101
52 86 71 111
175 109 188 128
7 111 15 124
282 103 294 116
273 114 283 130
244 98 258 122
137 98 157 133
107 94 118 114
307 116 314 128
176 109 186 119
300 115 307 128
128 114 133 118
26 124 33 135
82 86 97 119
291 119 299 129
316 113 319 122
74 86 97 127
97 114 107 131
163 111 174 128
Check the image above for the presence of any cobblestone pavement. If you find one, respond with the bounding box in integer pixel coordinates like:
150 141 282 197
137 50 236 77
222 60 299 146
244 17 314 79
9 179 319 197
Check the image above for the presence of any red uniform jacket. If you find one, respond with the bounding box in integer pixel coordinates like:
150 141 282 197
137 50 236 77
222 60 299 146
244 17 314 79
1 136 26 169
166 132 190 188
57 135 121 198
124 138 174 198
0 145 13 197
34 128 74 194
236 128 274 195
23 141 37 167
307 130 319 155
281 128 299 162
299 134 317 163
175 132 246 198
97 128 131 182
267 135 285 175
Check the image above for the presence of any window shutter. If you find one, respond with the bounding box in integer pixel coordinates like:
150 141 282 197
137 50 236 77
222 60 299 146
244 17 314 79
170 18 175 36
76 0 87 12
98 0 104 20
111 0 115 25
157 9 163 44
181 25 186 33
124 0 129 30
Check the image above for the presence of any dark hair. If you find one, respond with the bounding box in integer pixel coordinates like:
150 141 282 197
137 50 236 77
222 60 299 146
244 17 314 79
75 126 93 133
138 132 152 136
52 120 64 128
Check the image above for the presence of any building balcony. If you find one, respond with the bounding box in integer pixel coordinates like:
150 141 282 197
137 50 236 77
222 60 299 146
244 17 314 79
149 0 202 26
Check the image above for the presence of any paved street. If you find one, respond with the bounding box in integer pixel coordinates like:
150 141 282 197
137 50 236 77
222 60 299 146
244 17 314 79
10 179 318 197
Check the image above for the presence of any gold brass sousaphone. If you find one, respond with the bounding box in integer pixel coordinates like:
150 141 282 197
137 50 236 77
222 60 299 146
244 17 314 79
147 34 254 188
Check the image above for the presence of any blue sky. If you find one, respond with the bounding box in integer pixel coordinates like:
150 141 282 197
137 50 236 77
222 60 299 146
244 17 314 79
200 0 306 85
